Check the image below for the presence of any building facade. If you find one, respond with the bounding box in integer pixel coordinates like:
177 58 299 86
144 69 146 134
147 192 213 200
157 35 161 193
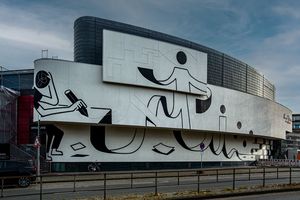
282 114 300 160
32 17 291 171
0 69 36 161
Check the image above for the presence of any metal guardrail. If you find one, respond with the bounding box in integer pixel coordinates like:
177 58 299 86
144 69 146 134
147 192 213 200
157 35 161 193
1 167 300 199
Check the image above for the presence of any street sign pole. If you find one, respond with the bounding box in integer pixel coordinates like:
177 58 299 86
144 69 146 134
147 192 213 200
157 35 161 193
201 151 203 168
37 115 40 179
200 143 205 168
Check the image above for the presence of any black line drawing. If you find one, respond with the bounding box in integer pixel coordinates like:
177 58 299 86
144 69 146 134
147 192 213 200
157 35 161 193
65 90 88 117
89 107 112 124
145 117 156 127
71 154 89 157
138 67 207 93
195 88 212 114
34 71 112 123
146 93 186 127
46 125 64 161
209 134 225 155
70 142 86 151
173 131 256 161
34 70 88 117
152 143 175 155
99 110 112 124
90 126 145 154
173 130 210 152
208 134 243 160
138 51 212 129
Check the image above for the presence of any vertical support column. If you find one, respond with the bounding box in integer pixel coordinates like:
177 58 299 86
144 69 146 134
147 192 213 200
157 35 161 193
177 171 180 185
216 169 219 183
277 167 279 179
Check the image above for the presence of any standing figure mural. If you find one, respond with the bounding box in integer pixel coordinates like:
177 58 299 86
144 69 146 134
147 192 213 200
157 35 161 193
138 51 212 129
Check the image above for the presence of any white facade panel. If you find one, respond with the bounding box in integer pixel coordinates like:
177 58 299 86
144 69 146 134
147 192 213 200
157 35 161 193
103 30 208 96
33 59 291 140
51 124 262 162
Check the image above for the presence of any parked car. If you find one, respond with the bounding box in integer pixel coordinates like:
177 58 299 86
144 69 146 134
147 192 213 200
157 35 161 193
0 160 36 187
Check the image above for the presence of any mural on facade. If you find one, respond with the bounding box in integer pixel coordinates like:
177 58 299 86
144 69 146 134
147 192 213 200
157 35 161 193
33 63 274 162
139 51 212 129
34 70 87 117
45 125 267 162
33 30 291 162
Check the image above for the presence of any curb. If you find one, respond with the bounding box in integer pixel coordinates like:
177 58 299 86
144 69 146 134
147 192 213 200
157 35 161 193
168 186 300 199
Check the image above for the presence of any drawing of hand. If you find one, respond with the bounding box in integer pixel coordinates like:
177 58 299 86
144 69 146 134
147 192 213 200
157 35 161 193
71 100 87 111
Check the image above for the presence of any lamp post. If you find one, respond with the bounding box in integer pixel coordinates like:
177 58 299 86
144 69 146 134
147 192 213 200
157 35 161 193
37 117 40 178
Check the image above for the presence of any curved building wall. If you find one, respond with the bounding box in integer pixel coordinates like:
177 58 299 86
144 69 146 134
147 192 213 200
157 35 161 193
74 16 275 101
33 59 291 163
34 59 290 140
32 16 291 164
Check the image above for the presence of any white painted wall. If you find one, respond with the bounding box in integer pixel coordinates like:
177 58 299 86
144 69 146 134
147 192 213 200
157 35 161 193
33 59 291 140
32 30 292 163
103 30 207 96
50 124 265 162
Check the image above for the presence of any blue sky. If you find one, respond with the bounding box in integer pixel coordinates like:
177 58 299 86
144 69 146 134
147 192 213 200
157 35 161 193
0 0 299 113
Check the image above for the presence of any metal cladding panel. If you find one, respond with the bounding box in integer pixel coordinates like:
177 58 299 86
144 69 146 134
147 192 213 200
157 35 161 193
223 55 247 92
247 66 264 97
207 52 223 86
74 16 275 101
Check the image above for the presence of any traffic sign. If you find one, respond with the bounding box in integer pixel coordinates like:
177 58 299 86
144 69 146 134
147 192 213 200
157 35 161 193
34 137 41 148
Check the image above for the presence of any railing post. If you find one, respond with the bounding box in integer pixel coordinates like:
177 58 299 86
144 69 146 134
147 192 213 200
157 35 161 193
197 174 200 193
103 173 107 200
155 172 158 196
232 169 235 190
73 175 76 192
289 167 292 185
177 171 180 185
40 176 43 200
248 168 251 181
277 167 279 179
130 173 133 189
263 168 265 187
1 178 4 198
